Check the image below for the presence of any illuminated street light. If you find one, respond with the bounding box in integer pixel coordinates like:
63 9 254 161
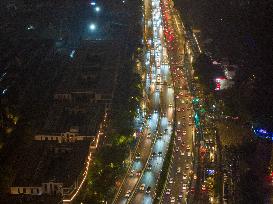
89 23 96 31
95 6 100 12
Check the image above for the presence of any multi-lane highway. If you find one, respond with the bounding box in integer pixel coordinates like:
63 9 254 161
113 0 175 203
113 0 201 203
159 0 196 203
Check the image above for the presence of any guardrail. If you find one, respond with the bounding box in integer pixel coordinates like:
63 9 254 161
126 115 161 203
112 129 144 204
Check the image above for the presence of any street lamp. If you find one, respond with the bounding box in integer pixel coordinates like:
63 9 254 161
89 23 96 31
95 6 100 12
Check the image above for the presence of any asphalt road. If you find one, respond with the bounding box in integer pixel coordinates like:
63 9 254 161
113 0 176 203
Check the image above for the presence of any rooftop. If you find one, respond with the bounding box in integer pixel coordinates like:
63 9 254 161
12 140 90 187
40 104 104 136
56 40 121 95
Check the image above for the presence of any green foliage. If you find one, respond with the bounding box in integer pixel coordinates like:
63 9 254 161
80 144 128 203
79 48 143 202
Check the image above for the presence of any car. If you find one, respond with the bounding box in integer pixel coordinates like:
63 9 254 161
177 129 181 132
182 116 186 119
189 115 192 119
152 152 156 157
147 133 151 138
178 193 183 199
177 167 181 173
169 178 174 184
187 152 191 157
136 153 141 160
176 147 179 152
182 131 187 135
148 114 152 119
185 164 190 170
139 183 145 191
186 145 190 149
168 121 172 126
158 151 162 157
188 122 192 126
182 184 187 191
125 190 131 197
129 170 134 177
136 170 141 176
166 188 171 195
177 137 181 141
181 151 185 156
183 174 187 180
201 184 206 191
170 197 175 203
193 174 197 180
157 74 161 82
190 187 195 193
147 164 152 171
158 134 163 139
169 103 173 108
146 186 151 194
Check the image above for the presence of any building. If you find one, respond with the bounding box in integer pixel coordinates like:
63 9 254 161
9 140 93 196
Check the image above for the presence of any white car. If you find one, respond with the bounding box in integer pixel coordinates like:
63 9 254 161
125 190 131 197
166 188 171 195
170 197 175 203
181 151 185 156
169 178 174 184
139 184 145 191
182 184 187 191
177 167 181 173
177 137 181 141
182 130 187 135
187 152 191 157
183 174 187 180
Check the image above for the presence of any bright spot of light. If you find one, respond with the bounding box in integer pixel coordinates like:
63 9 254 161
70 50 75 58
89 23 96 31
90 1 96 6
2 88 8 95
27 25 35 30
95 6 100 12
